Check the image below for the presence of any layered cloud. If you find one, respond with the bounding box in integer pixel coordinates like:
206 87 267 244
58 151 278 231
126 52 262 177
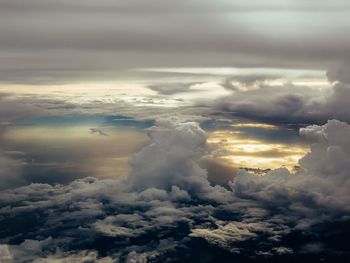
0 0 350 83
147 83 198 95
0 117 349 262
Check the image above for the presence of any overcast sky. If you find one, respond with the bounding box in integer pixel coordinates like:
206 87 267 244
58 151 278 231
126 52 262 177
0 0 350 83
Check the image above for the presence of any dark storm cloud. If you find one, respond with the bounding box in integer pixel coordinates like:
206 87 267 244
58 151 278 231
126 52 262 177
0 0 350 83
0 118 350 262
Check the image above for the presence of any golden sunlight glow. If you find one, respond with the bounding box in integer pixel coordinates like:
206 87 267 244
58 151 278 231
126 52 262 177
207 130 308 171
2 125 148 179
0 82 156 96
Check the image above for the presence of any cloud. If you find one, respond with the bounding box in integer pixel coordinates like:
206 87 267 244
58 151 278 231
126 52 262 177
125 117 231 203
147 83 198 95
127 118 207 191
228 120 350 234
0 118 350 261
2 239 115 263
0 94 40 128
89 128 109 136
0 0 350 83
327 62 350 85
221 74 282 91
198 157 238 187
213 81 350 125
190 221 270 252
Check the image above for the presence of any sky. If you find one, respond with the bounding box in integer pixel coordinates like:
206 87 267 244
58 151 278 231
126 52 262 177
0 1 350 262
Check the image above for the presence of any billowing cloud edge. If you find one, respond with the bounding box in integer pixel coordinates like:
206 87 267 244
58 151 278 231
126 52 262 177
0 117 349 262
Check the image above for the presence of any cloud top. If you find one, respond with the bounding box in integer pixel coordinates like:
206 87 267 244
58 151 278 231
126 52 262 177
0 118 350 261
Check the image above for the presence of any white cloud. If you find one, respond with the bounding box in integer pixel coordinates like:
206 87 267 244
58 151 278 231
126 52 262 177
126 117 229 201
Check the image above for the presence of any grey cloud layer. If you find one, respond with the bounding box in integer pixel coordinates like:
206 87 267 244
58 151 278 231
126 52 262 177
213 80 350 125
0 118 349 262
1 0 350 83
148 83 199 95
